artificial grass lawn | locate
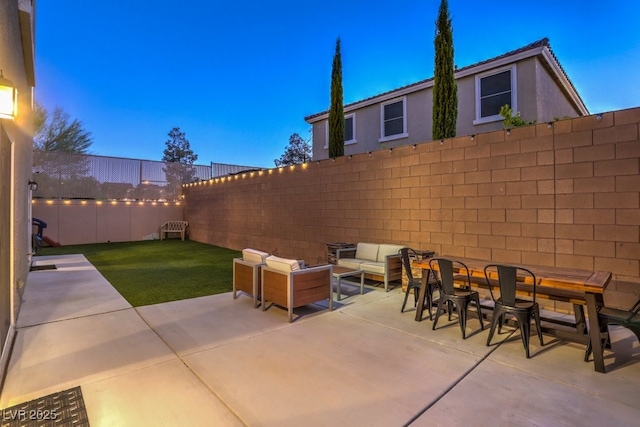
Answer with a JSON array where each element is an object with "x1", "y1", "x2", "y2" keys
[{"x1": 36, "y1": 239, "x2": 241, "y2": 307}]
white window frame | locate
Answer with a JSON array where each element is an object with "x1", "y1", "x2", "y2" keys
[
  {"x1": 379, "y1": 96, "x2": 408, "y2": 142},
  {"x1": 344, "y1": 113, "x2": 356, "y2": 145},
  {"x1": 473, "y1": 65, "x2": 517, "y2": 125},
  {"x1": 324, "y1": 114, "x2": 357, "y2": 149},
  {"x1": 324, "y1": 121, "x2": 328, "y2": 149}
]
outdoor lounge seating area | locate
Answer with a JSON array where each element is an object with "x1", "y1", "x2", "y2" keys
[{"x1": 3, "y1": 253, "x2": 639, "y2": 426}]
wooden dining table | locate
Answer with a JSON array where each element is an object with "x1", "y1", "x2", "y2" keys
[{"x1": 412, "y1": 256, "x2": 613, "y2": 373}]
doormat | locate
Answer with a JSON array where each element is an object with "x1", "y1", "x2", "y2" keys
[
  {"x1": 29, "y1": 265, "x2": 57, "y2": 272},
  {"x1": 1, "y1": 386, "x2": 89, "y2": 427}
]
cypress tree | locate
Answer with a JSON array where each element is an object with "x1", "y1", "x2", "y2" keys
[
  {"x1": 432, "y1": 0, "x2": 457, "y2": 140},
  {"x1": 328, "y1": 37, "x2": 344, "y2": 158}
]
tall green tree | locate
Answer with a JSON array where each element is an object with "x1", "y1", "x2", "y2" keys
[
  {"x1": 432, "y1": 0, "x2": 458, "y2": 140},
  {"x1": 162, "y1": 127, "x2": 198, "y2": 164},
  {"x1": 162, "y1": 127, "x2": 198, "y2": 199},
  {"x1": 274, "y1": 133, "x2": 312, "y2": 166},
  {"x1": 328, "y1": 37, "x2": 344, "y2": 158}
]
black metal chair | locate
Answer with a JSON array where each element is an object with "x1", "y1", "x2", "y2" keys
[
  {"x1": 429, "y1": 257, "x2": 484, "y2": 339},
  {"x1": 399, "y1": 248, "x2": 438, "y2": 318},
  {"x1": 484, "y1": 264, "x2": 543, "y2": 358},
  {"x1": 584, "y1": 298, "x2": 640, "y2": 364}
]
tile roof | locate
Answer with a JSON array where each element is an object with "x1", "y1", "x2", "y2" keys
[{"x1": 305, "y1": 38, "x2": 584, "y2": 122}]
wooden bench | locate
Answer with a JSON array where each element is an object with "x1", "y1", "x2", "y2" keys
[{"x1": 160, "y1": 221, "x2": 188, "y2": 241}]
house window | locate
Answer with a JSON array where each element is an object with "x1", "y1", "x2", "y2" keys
[
  {"x1": 379, "y1": 97, "x2": 408, "y2": 142},
  {"x1": 323, "y1": 114, "x2": 357, "y2": 149},
  {"x1": 474, "y1": 66, "x2": 517, "y2": 124},
  {"x1": 345, "y1": 114, "x2": 356, "y2": 145}
]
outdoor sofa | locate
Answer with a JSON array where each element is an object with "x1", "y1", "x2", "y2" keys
[{"x1": 336, "y1": 242, "x2": 405, "y2": 292}]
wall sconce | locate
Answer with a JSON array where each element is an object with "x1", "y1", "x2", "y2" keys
[
  {"x1": 388, "y1": 147, "x2": 393, "y2": 153},
  {"x1": 596, "y1": 113, "x2": 603, "y2": 121},
  {"x1": 348, "y1": 155, "x2": 353, "y2": 159},
  {"x1": 368, "y1": 151, "x2": 372, "y2": 156},
  {"x1": 547, "y1": 122, "x2": 553, "y2": 128},
  {"x1": 506, "y1": 129, "x2": 511, "y2": 136},
  {"x1": 0, "y1": 70, "x2": 18, "y2": 120},
  {"x1": 470, "y1": 134, "x2": 475, "y2": 141},
  {"x1": 439, "y1": 139, "x2": 444, "y2": 145},
  {"x1": 28, "y1": 179, "x2": 38, "y2": 191},
  {"x1": 412, "y1": 144, "x2": 417, "y2": 150}
]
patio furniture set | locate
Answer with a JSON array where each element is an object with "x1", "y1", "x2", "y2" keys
[
  {"x1": 409, "y1": 255, "x2": 636, "y2": 374},
  {"x1": 232, "y1": 243, "x2": 404, "y2": 322},
  {"x1": 232, "y1": 244, "x2": 638, "y2": 373}
]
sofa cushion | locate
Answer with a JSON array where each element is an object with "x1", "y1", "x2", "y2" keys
[
  {"x1": 337, "y1": 258, "x2": 364, "y2": 271},
  {"x1": 377, "y1": 244, "x2": 405, "y2": 262},
  {"x1": 355, "y1": 243, "x2": 379, "y2": 262},
  {"x1": 265, "y1": 255, "x2": 301, "y2": 273},
  {"x1": 361, "y1": 261, "x2": 386, "y2": 275},
  {"x1": 242, "y1": 248, "x2": 269, "y2": 265}
]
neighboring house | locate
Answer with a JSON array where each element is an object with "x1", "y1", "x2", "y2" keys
[
  {"x1": 0, "y1": 0, "x2": 36, "y2": 379},
  {"x1": 305, "y1": 38, "x2": 588, "y2": 160}
]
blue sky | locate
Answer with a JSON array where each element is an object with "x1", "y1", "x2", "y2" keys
[{"x1": 36, "y1": 0, "x2": 640, "y2": 168}]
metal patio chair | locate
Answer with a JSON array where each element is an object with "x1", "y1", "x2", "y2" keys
[
  {"x1": 484, "y1": 264, "x2": 544, "y2": 358},
  {"x1": 429, "y1": 257, "x2": 484, "y2": 339}
]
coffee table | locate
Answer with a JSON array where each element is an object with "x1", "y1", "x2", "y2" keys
[{"x1": 332, "y1": 266, "x2": 365, "y2": 301}]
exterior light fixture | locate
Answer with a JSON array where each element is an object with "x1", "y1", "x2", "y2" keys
[
  {"x1": 412, "y1": 144, "x2": 417, "y2": 149},
  {"x1": 28, "y1": 179, "x2": 38, "y2": 191},
  {"x1": 0, "y1": 70, "x2": 18, "y2": 120},
  {"x1": 368, "y1": 151, "x2": 372, "y2": 156},
  {"x1": 506, "y1": 129, "x2": 511, "y2": 136},
  {"x1": 547, "y1": 122, "x2": 553, "y2": 128},
  {"x1": 596, "y1": 113, "x2": 603, "y2": 121},
  {"x1": 439, "y1": 139, "x2": 444, "y2": 145},
  {"x1": 470, "y1": 134, "x2": 475, "y2": 140}
]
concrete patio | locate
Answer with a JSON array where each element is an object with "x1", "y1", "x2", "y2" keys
[{"x1": 1, "y1": 254, "x2": 639, "y2": 426}]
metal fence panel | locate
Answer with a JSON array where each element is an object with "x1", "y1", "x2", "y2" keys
[{"x1": 33, "y1": 150, "x2": 212, "y2": 201}]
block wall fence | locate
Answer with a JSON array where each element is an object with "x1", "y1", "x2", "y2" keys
[
  {"x1": 31, "y1": 200, "x2": 184, "y2": 245},
  {"x1": 189, "y1": 107, "x2": 637, "y2": 310}
]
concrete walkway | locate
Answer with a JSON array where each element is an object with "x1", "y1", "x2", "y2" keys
[{"x1": 1, "y1": 254, "x2": 639, "y2": 426}]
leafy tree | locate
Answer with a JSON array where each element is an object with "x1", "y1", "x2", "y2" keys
[
  {"x1": 432, "y1": 0, "x2": 458, "y2": 140},
  {"x1": 274, "y1": 133, "x2": 312, "y2": 166},
  {"x1": 32, "y1": 101, "x2": 95, "y2": 196},
  {"x1": 162, "y1": 127, "x2": 198, "y2": 200},
  {"x1": 328, "y1": 37, "x2": 344, "y2": 158},
  {"x1": 33, "y1": 101, "x2": 93, "y2": 153}
]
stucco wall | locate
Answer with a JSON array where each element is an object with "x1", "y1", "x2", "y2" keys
[
  {"x1": 535, "y1": 57, "x2": 581, "y2": 122},
  {"x1": 32, "y1": 201, "x2": 184, "y2": 245},
  {"x1": 1, "y1": 0, "x2": 35, "y2": 380},
  {"x1": 312, "y1": 56, "x2": 583, "y2": 161},
  {"x1": 186, "y1": 108, "x2": 640, "y2": 311}
]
